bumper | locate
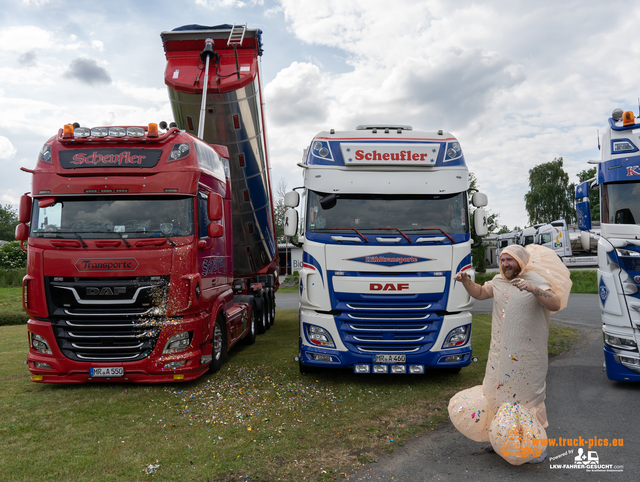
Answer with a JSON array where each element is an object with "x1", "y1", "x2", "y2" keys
[
  {"x1": 299, "y1": 310, "x2": 472, "y2": 373},
  {"x1": 604, "y1": 345, "x2": 640, "y2": 382},
  {"x1": 26, "y1": 317, "x2": 211, "y2": 384}
]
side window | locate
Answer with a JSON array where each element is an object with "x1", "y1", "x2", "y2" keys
[{"x1": 198, "y1": 191, "x2": 210, "y2": 238}]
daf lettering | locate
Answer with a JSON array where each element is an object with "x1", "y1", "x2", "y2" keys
[
  {"x1": 370, "y1": 283, "x2": 410, "y2": 291},
  {"x1": 86, "y1": 287, "x2": 126, "y2": 296}
]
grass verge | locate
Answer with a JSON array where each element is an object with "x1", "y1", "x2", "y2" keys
[{"x1": 0, "y1": 310, "x2": 576, "y2": 481}]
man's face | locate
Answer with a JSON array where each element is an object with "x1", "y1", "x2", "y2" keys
[{"x1": 500, "y1": 253, "x2": 521, "y2": 280}]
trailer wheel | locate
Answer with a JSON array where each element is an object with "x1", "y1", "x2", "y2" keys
[
  {"x1": 256, "y1": 296, "x2": 267, "y2": 335},
  {"x1": 262, "y1": 293, "x2": 270, "y2": 331},
  {"x1": 268, "y1": 289, "x2": 275, "y2": 326},
  {"x1": 242, "y1": 302, "x2": 257, "y2": 345},
  {"x1": 209, "y1": 319, "x2": 226, "y2": 374}
]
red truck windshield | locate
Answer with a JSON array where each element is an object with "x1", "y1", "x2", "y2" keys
[{"x1": 30, "y1": 195, "x2": 194, "y2": 238}]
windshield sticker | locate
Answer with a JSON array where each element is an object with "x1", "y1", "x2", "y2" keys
[{"x1": 345, "y1": 252, "x2": 432, "y2": 267}]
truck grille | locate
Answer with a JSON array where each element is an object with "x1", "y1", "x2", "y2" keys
[
  {"x1": 45, "y1": 276, "x2": 169, "y2": 362},
  {"x1": 335, "y1": 303, "x2": 441, "y2": 354}
]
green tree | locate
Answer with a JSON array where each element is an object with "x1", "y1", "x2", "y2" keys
[
  {"x1": 0, "y1": 204, "x2": 19, "y2": 241},
  {"x1": 274, "y1": 178, "x2": 287, "y2": 244},
  {"x1": 524, "y1": 158, "x2": 575, "y2": 225},
  {"x1": 577, "y1": 167, "x2": 599, "y2": 221}
]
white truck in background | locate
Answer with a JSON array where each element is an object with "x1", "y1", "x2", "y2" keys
[{"x1": 535, "y1": 220, "x2": 598, "y2": 267}]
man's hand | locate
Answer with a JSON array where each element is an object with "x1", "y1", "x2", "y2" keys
[
  {"x1": 454, "y1": 271, "x2": 490, "y2": 300},
  {"x1": 511, "y1": 278, "x2": 561, "y2": 311}
]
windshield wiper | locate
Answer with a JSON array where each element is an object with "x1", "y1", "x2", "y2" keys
[
  {"x1": 361, "y1": 227, "x2": 412, "y2": 243},
  {"x1": 115, "y1": 231, "x2": 131, "y2": 248},
  {"x1": 74, "y1": 233, "x2": 88, "y2": 248},
  {"x1": 412, "y1": 228, "x2": 454, "y2": 243},
  {"x1": 322, "y1": 228, "x2": 369, "y2": 243}
]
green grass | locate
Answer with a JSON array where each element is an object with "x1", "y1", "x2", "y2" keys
[
  {"x1": 0, "y1": 310, "x2": 576, "y2": 481},
  {"x1": 0, "y1": 287, "x2": 27, "y2": 326}
]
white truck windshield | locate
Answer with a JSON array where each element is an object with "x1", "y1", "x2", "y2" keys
[
  {"x1": 306, "y1": 191, "x2": 469, "y2": 234},
  {"x1": 602, "y1": 182, "x2": 640, "y2": 225}
]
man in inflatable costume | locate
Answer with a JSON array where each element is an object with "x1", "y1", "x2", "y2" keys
[{"x1": 449, "y1": 244, "x2": 571, "y2": 465}]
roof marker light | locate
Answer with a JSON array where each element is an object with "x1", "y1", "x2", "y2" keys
[
  {"x1": 147, "y1": 123, "x2": 159, "y2": 137},
  {"x1": 63, "y1": 124, "x2": 74, "y2": 138},
  {"x1": 623, "y1": 111, "x2": 635, "y2": 126},
  {"x1": 91, "y1": 127, "x2": 108, "y2": 137},
  {"x1": 74, "y1": 127, "x2": 91, "y2": 138}
]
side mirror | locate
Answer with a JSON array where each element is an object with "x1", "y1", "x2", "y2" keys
[
  {"x1": 580, "y1": 231, "x2": 591, "y2": 252},
  {"x1": 576, "y1": 201, "x2": 592, "y2": 231},
  {"x1": 19, "y1": 194, "x2": 32, "y2": 223},
  {"x1": 284, "y1": 208, "x2": 298, "y2": 237},
  {"x1": 207, "y1": 193, "x2": 223, "y2": 221},
  {"x1": 207, "y1": 222, "x2": 224, "y2": 238},
  {"x1": 471, "y1": 192, "x2": 488, "y2": 208},
  {"x1": 15, "y1": 223, "x2": 29, "y2": 241},
  {"x1": 284, "y1": 191, "x2": 300, "y2": 208},
  {"x1": 38, "y1": 197, "x2": 56, "y2": 209},
  {"x1": 474, "y1": 208, "x2": 488, "y2": 237},
  {"x1": 576, "y1": 181, "x2": 590, "y2": 200}
]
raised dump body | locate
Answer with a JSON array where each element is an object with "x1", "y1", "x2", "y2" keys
[{"x1": 161, "y1": 25, "x2": 276, "y2": 278}]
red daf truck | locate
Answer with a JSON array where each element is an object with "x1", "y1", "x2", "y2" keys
[{"x1": 16, "y1": 24, "x2": 279, "y2": 383}]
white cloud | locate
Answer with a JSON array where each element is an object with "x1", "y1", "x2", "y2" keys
[
  {"x1": 92, "y1": 40, "x2": 105, "y2": 52},
  {"x1": 195, "y1": 0, "x2": 264, "y2": 8},
  {"x1": 0, "y1": 136, "x2": 17, "y2": 160}
]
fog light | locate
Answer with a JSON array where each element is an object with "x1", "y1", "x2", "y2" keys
[
  {"x1": 354, "y1": 364, "x2": 370, "y2": 373},
  {"x1": 391, "y1": 365, "x2": 406, "y2": 374},
  {"x1": 311, "y1": 353, "x2": 333, "y2": 362},
  {"x1": 164, "y1": 360, "x2": 187, "y2": 369},
  {"x1": 200, "y1": 355, "x2": 212, "y2": 364},
  {"x1": 443, "y1": 354, "x2": 464, "y2": 362},
  {"x1": 173, "y1": 374, "x2": 185, "y2": 380},
  {"x1": 32, "y1": 375, "x2": 44, "y2": 381},
  {"x1": 409, "y1": 365, "x2": 425, "y2": 374},
  {"x1": 373, "y1": 364, "x2": 388, "y2": 374},
  {"x1": 34, "y1": 362, "x2": 51, "y2": 369}
]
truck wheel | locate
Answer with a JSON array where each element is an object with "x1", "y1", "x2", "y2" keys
[
  {"x1": 262, "y1": 294, "x2": 270, "y2": 331},
  {"x1": 269, "y1": 289, "x2": 275, "y2": 326},
  {"x1": 243, "y1": 302, "x2": 257, "y2": 345},
  {"x1": 256, "y1": 297, "x2": 266, "y2": 335},
  {"x1": 209, "y1": 320, "x2": 226, "y2": 374},
  {"x1": 299, "y1": 359, "x2": 321, "y2": 375}
]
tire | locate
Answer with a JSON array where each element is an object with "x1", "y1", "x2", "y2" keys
[
  {"x1": 256, "y1": 296, "x2": 266, "y2": 335},
  {"x1": 268, "y1": 289, "x2": 275, "y2": 326},
  {"x1": 299, "y1": 359, "x2": 322, "y2": 375},
  {"x1": 209, "y1": 319, "x2": 226, "y2": 374},
  {"x1": 242, "y1": 302, "x2": 257, "y2": 345},
  {"x1": 262, "y1": 294, "x2": 270, "y2": 331}
]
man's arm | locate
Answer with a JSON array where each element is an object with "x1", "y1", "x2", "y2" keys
[
  {"x1": 454, "y1": 271, "x2": 492, "y2": 300},
  {"x1": 511, "y1": 278, "x2": 561, "y2": 311}
]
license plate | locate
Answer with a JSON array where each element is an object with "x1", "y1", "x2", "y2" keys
[
  {"x1": 90, "y1": 367, "x2": 124, "y2": 377},
  {"x1": 374, "y1": 354, "x2": 406, "y2": 363}
]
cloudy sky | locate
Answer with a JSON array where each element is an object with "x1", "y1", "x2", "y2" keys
[{"x1": 1, "y1": 0, "x2": 637, "y2": 229}]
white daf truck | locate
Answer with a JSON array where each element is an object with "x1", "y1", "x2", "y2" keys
[{"x1": 284, "y1": 125, "x2": 488, "y2": 374}]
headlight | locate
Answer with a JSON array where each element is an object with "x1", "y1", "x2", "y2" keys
[
  {"x1": 305, "y1": 324, "x2": 335, "y2": 348},
  {"x1": 38, "y1": 144, "x2": 52, "y2": 163},
  {"x1": 163, "y1": 332, "x2": 192, "y2": 354},
  {"x1": 605, "y1": 333, "x2": 637, "y2": 350},
  {"x1": 443, "y1": 325, "x2": 470, "y2": 348},
  {"x1": 616, "y1": 248, "x2": 640, "y2": 257},
  {"x1": 31, "y1": 333, "x2": 52, "y2": 355}
]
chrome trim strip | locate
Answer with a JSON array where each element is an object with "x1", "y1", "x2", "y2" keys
[
  {"x1": 347, "y1": 314, "x2": 430, "y2": 320},
  {"x1": 77, "y1": 353, "x2": 140, "y2": 360},
  {"x1": 53, "y1": 285, "x2": 152, "y2": 305},
  {"x1": 346, "y1": 304, "x2": 431, "y2": 311},
  {"x1": 353, "y1": 336, "x2": 424, "y2": 342},
  {"x1": 64, "y1": 308, "x2": 154, "y2": 317},
  {"x1": 348, "y1": 324, "x2": 429, "y2": 332},
  {"x1": 71, "y1": 342, "x2": 144, "y2": 350},
  {"x1": 357, "y1": 347, "x2": 420, "y2": 353}
]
